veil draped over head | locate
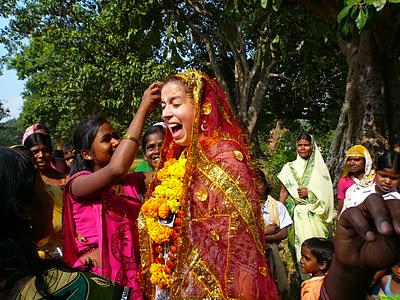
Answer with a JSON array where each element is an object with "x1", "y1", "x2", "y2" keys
[{"x1": 139, "y1": 70, "x2": 278, "y2": 299}]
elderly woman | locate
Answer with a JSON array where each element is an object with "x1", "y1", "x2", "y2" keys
[{"x1": 139, "y1": 70, "x2": 278, "y2": 299}]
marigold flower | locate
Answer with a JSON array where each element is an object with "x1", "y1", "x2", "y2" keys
[{"x1": 158, "y1": 203, "x2": 170, "y2": 219}]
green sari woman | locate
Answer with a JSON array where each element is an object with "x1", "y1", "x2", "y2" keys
[{"x1": 278, "y1": 133, "x2": 334, "y2": 267}]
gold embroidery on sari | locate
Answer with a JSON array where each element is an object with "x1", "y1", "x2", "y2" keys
[
  {"x1": 233, "y1": 150, "x2": 244, "y2": 162},
  {"x1": 202, "y1": 102, "x2": 212, "y2": 115},
  {"x1": 195, "y1": 187, "x2": 209, "y2": 202},
  {"x1": 188, "y1": 249, "x2": 228, "y2": 300},
  {"x1": 195, "y1": 149, "x2": 264, "y2": 254}
]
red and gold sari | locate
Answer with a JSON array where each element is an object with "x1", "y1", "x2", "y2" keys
[{"x1": 139, "y1": 70, "x2": 279, "y2": 299}]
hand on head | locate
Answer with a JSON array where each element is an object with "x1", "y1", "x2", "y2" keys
[
  {"x1": 335, "y1": 193, "x2": 400, "y2": 272},
  {"x1": 140, "y1": 82, "x2": 163, "y2": 113}
]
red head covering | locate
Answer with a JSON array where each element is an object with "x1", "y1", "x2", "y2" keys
[
  {"x1": 140, "y1": 70, "x2": 278, "y2": 299},
  {"x1": 22, "y1": 123, "x2": 49, "y2": 145}
]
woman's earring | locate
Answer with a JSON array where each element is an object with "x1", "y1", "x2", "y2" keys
[{"x1": 201, "y1": 120, "x2": 209, "y2": 132}]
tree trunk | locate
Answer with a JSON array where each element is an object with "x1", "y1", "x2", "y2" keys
[
  {"x1": 327, "y1": 19, "x2": 400, "y2": 184},
  {"x1": 266, "y1": 119, "x2": 288, "y2": 156}
]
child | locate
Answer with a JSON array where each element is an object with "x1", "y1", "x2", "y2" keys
[
  {"x1": 63, "y1": 143, "x2": 75, "y2": 174},
  {"x1": 256, "y1": 169, "x2": 293, "y2": 296},
  {"x1": 62, "y1": 82, "x2": 161, "y2": 299},
  {"x1": 300, "y1": 237, "x2": 334, "y2": 300},
  {"x1": 341, "y1": 151, "x2": 400, "y2": 214},
  {"x1": 377, "y1": 263, "x2": 400, "y2": 299}
]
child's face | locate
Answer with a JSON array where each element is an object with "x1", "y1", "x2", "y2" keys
[
  {"x1": 63, "y1": 150, "x2": 75, "y2": 167},
  {"x1": 375, "y1": 168, "x2": 400, "y2": 193},
  {"x1": 300, "y1": 245, "x2": 324, "y2": 275},
  {"x1": 89, "y1": 123, "x2": 120, "y2": 170},
  {"x1": 392, "y1": 264, "x2": 400, "y2": 280}
]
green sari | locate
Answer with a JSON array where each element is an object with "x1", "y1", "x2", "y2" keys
[{"x1": 278, "y1": 138, "x2": 334, "y2": 265}]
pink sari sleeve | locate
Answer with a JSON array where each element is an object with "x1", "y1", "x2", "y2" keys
[{"x1": 62, "y1": 170, "x2": 99, "y2": 268}]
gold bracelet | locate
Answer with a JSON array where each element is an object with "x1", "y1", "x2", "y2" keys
[{"x1": 122, "y1": 133, "x2": 140, "y2": 146}]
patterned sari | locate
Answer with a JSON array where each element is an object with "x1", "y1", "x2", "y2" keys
[
  {"x1": 139, "y1": 70, "x2": 279, "y2": 299},
  {"x1": 63, "y1": 171, "x2": 145, "y2": 299},
  {"x1": 277, "y1": 138, "x2": 334, "y2": 265}
]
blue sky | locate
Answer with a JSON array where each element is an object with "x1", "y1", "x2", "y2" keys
[{"x1": 0, "y1": 17, "x2": 25, "y2": 121}]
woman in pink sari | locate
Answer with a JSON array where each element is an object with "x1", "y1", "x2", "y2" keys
[{"x1": 63, "y1": 83, "x2": 161, "y2": 299}]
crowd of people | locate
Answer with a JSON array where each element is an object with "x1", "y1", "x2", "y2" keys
[{"x1": 1, "y1": 69, "x2": 400, "y2": 300}]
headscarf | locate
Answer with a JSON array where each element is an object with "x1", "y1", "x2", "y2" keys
[
  {"x1": 278, "y1": 136, "x2": 334, "y2": 222},
  {"x1": 341, "y1": 145, "x2": 375, "y2": 187},
  {"x1": 278, "y1": 136, "x2": 334, "y2": 264},
  {"x1": 139, "y1": 70, "x2": 278, "y2": 299},
  {"x1": 22, "y1": 123, "x2": 49, "y2": 145}
]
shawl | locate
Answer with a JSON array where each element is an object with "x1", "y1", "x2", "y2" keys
[
  {"x1": 340, "y1": 145, "x2": 375, "y2": 212},
  {"x1": 63, "y1": 171, "x2": 144, "y2": 300},
  {"x1": 139, "y1": 70, "x2": 279, "y2": 299},
  {"x1": 277, "y1": 137, "x2": 334, "y2": 223},
  {"x1": 277, "y1": 137, "x2": 334, "y2": 264}
]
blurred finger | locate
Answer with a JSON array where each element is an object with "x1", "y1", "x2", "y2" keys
[
  {"x1": 363, "y1": 193, "x2": 393, "y2": 236},
  {"x1": 386, "y1": 199, "x2": 400, "y2": 235},
  {"x1": 340, "y1": 205, "x2": 376, "y2": 241}
]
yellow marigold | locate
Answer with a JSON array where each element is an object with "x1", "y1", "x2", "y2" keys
[
  {"x1": 146, "y1": 218, "x2": 173, "y2": 243},
  {"x1": 153, "y1": 185, "x2": 166, "y2": 198},
  {"x1": 157, "y1": 158, "x2": 178, "y2": 181},
  {"x1": 150, "y1": 263, "x2": 170, "y2": 288},
  {"x1": 158, "y1": 203, "x2": 170, "y2": 219},
  {"x1": 141, "y1": 198, "x2": 159, "y2": 218},
  {"x1": 167, "y1": 199, "x2": 180, "y2": 213}
]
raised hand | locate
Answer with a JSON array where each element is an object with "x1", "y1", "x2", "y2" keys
[
  {"x1": 335, "y1": 193, "x2": 400, "y2": 271},
  {"x1": 322, "y1": 193, "x2": 400, "y2": 300},
  {"x1": 139, "y1": 82, "x2": 163, "y2": 114}
]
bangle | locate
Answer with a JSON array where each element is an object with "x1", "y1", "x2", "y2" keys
[{"x1": 122, "y1": 133, "x2": 140, "y2": 146}]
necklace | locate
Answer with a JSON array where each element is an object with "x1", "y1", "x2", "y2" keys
[{"x1": 141, "y1": 151, "x2": 187, "y2": 289}]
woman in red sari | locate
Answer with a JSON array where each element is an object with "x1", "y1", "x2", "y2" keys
[{"x1": 139, "y1": 70, "x2": 279, "y2": 299}]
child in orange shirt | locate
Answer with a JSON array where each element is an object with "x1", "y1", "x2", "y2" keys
[{"x1": 300, "y1": 237, "x2": 334, "y2": 300}]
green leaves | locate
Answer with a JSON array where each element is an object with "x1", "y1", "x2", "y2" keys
[
  {"x1": 260, "y1": 0, "x2": 282, "y2": 11},
  {"x1": 2, "y1": 0, "x2": 171, "y2": 138},
  {"x1": 355, "y1": 8, "x2": 369, "y2": 29},
  {"x1": 336, "y1": 0, "x2": 400, "y2": 35}
]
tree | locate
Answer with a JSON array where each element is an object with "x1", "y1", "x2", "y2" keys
[
  {"x1": 0, "y1": 101, "x2": 9, "y2": 122},
  {"x1": 278, "y1": 0, "x2": 400, "y2": 180},
  {"x1": 0, "y1": 118, "x2": 21, "y2": 147},
  {"x1": 1, "y1": 0, "x2": 171, "y2": 139},
  {"x1": 160, "y1": 0, "x2": 345, "y2": 147}
]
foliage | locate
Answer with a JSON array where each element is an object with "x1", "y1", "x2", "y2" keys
[
  {"x1": 0, "y1": 118, "x2": 21, "y2": 147},
  {"x1": 161, "y1": 1, "x2": 346, "y2": 141},
  {"x1": 0, "y1": 101, "x2": 10, "y2": 122},
  {"x1": 257, "y1": 120, "x2": 334, "y2": 198},
  {"x1": 337, "y1": 0, "x2": 400, "y2": 35},
  {"x1": 1, "y1": 0, "x2": 171, "y2": 139},
  {"x1": 2, "y1": 0, "x2": 346, "y2": 153}
]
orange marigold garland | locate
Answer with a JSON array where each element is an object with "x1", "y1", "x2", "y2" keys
[{"x1": 141, "y1": 151, "x2": 187, "y2": 289}]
